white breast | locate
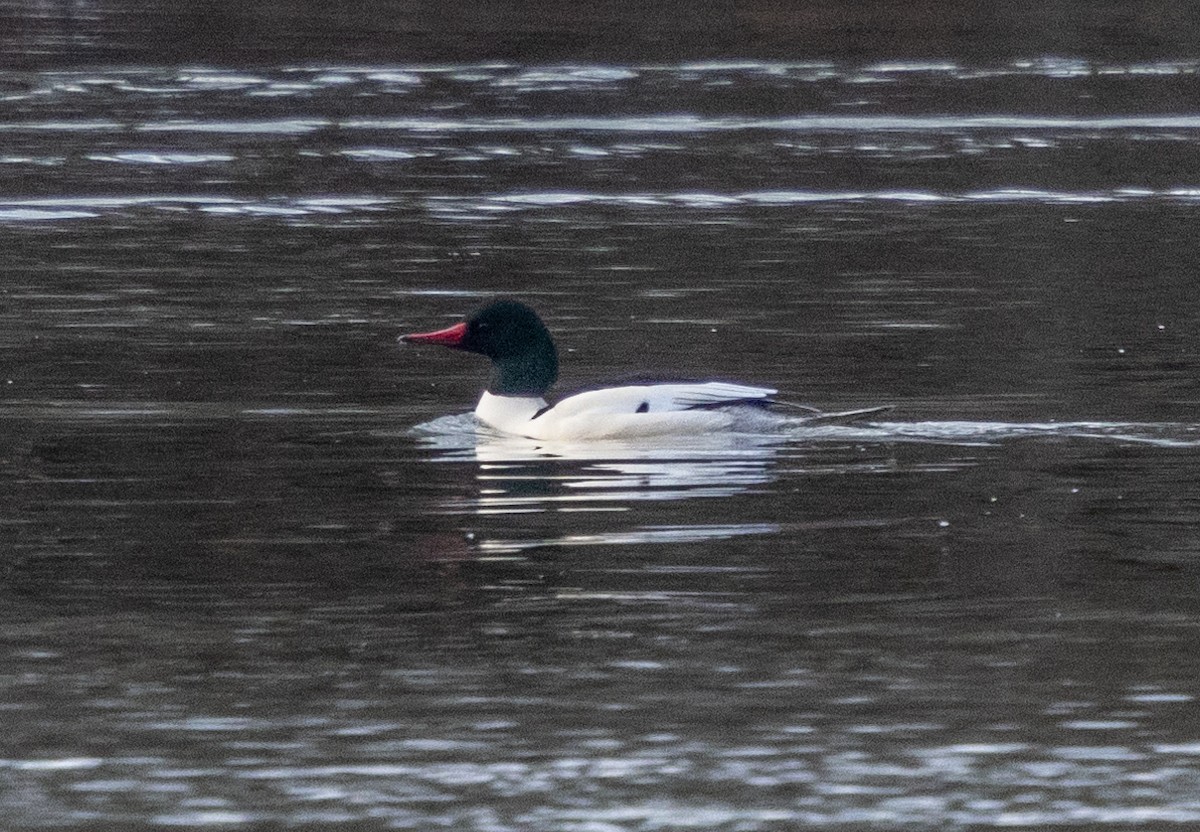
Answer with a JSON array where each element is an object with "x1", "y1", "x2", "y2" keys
[{"x1": 474, "y1": 391, "x2": 547, "y2": 431}]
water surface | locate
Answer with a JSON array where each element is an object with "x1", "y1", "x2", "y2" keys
[{"x1": 2, "y1": 35, "x2": 1200, "y2": 832}]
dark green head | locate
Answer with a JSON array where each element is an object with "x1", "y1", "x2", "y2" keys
[{"x1": 401, "y1": 299, "x2": 559, "y2": 396}]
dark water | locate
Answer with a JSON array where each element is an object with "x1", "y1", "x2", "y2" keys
[{"x1": 5, "y1": 7, "x2": 1200, "y2": 829}]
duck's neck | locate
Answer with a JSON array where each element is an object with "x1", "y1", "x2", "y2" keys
[
  {"x1": 475, "y1": 391, "x2": 548, "y2": 430},
  {"x1": 486, "y1": 342, "x2": 558, "y2": 396}
]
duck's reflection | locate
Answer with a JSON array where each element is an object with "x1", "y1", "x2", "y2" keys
[
  {"x1": 412, "y1": 416, "x2": 785, "y2": 552},
  {"x1": 475, "y1": 432, "x2": 782, "y2": 500}
]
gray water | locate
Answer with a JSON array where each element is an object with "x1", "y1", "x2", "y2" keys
[{"x1": 4, "y1": 7, "x2": 1200, "y2": 830}]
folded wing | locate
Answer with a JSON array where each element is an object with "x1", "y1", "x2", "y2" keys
[
  {"x1": 664, "y1": 381, "x2": 778, "y2": 410},
  {"x1": 545, "y1": 382, "x2": 777, "y2": 420}
]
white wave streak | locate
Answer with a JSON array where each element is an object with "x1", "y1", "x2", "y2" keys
[
  {"x1": 427, "y1": 188, "x2": 1200, "y2": 212},
  {"x1": 805, "y1": 421, "x2": 1200, "y2": 448},
  {"x1": 0, "y1": 195, "x2": 397, "y2": 222},
  {"x1": 340, "y1": 114, "x2": 1200, "y2": 133},
  {"x1": 6, "y1": 112, "x2": 1200, "y2": 137},
  {"x1": 7, "y1": 187, "x2": 1200, "y2": 225}
]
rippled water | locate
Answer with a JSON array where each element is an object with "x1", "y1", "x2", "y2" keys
[{"x1": 4, "y1": 19, "x2": 1200, "y2": 830}]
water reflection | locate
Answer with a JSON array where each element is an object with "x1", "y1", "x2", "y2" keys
[
  {"x1": 411, "y1": 413, "x2": 787, "y2": 553},
  {"x1": 410, "y1": 413, "x2": 1200, "y2": 566}
]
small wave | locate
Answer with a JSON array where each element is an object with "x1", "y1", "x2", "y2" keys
[
  {"x1": 246, "y1": 82, "x2": 322, "y2": 97},
  {"x1": 137, "y1": 118, "x2": 329, "y2": 134},
  {"x1": 340, "y1": 148, "x2": 424, "y2": 161},
  {"x1": 0, "y1": 208, "x2": 99, "y2": 221},
  {"x1": 0, "y1": 196, "x2": 243, "y2": 209},
  {"x1": 423, "y1": 188, "x2": 1200, "y2": 214},
  {"x1": 13, "y1": 110, "x2": 1200, "y2": 140},
  {"x1": 790, "y1": 420, "x2": 1200, "y2": 448},
  {"x1": 0, "y1": 195, "x2": 396, "y2": 224},
  {"x1": 364, "y1": 71, "x2": 422, "y2": 85},
  {"x1": 178, "y1": 73, "x2": 268, "y2": 88},
  {"x1": 199, "y1": 204, "x2": 310, "y2": 217},
  {"x1": 0, "y1": 119, "x2": 124, "y2": 132},
  {"x1": 864, "y1": 61, "x2": 962, "y2": 73},
  {"x1": 964, "y1": 188, "x2": 1117, "y2": 203},
  {"x1": 491, "y1": 67, "x2": 639, "y2": 88},
  {"x1": 339, "y1": 113, "x2": 1200, "y2": 134},
  {"x1": 16, "y1": 60, "x2": 1200, "y2": 113},
  {"x1": 85, "y1": 151, "x2": 235, "y2": 165}
]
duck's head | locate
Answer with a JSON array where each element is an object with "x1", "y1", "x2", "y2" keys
[{"x1": 401, "y1": 299, "x2": 559, "y2": 397}]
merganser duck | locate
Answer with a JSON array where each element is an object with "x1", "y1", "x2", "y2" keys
[{"x1": 400, "y1": 299, "x2": 779, "y2": 441}]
